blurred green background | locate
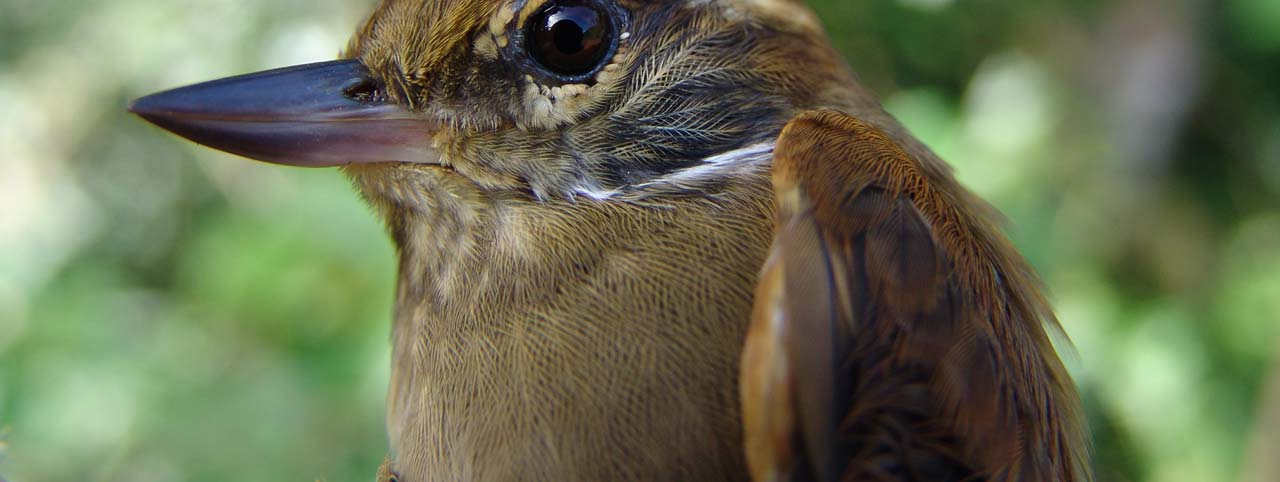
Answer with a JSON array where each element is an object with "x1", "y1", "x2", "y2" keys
[{"x1": 1, "y1": 0, "x2": 1277, "y2": 480}]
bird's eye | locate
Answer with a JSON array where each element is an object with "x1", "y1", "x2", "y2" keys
[{"x1": 526, "y1": 0, "x2": 614, "y2": 78}]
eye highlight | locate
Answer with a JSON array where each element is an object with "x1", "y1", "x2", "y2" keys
[{"x1": 526, "y1": 0, "x2": 614, "y2": 79}]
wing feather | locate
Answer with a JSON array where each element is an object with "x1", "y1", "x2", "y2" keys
[{"x1": 741, "y1": 110, "x2": 1091, "y2": 482}]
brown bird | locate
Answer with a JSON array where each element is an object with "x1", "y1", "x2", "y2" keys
[{"x1": 130, "y1": 0, "x2": 1091, "y2": 481}]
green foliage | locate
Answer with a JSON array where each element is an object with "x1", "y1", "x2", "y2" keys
[{"x1": 0, "y1": 0, "x2": 1275, "y2": 481}]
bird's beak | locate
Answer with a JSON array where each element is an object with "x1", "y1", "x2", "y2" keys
[{"x1": 129, "y1": 60, "x2": 436, "y2": 167}]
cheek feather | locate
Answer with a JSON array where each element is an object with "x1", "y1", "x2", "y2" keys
[
  {"x1": 632, "y1": 141, "x2": 776, "y2": 192},
  {"x1": 572, "y1": 141, "x2": 777, "y2": 201},
  {"x1": 522, "y1": 79, "x2": 562, "y2": 129},
  {"x1": 520, "y1": 78, "x2": 599, "y2": 130},
  {"x1": 515, "y1": 42, "x2": 631, "y2": 131},
  {"x1": 490, "y1": 4, "x2": 517, "y2": 42}
]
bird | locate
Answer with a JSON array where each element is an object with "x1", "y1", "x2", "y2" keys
[{"x1": 130, "y1": 0, "x2": 1092, "y2": 481}]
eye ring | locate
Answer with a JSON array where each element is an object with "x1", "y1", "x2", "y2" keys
[{"x1": 519, "y1": 0, "x2": 622, "y2": 83}]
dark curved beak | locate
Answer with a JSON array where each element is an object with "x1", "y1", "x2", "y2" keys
[{"x1": 129, "y1": 60, "x2": 436, "y2": 167}]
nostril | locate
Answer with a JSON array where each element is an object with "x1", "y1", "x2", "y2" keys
[{"x1": 344, "y1": 77, "x2": 388, "y2": 104}]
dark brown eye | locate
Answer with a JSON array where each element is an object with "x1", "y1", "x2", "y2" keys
[{"x1": 527, "y1": 1, "x2": 613, "y2": 77}]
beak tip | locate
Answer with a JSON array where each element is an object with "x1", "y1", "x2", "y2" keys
[
  {"x1": 127, "y1": 93, "x2": 171, "y2": 123},
  {"x1": 126, "y1": 99, "x2": 143, "y2": 116}
]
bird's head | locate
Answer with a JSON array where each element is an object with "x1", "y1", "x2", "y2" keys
[{"x1": 132, "y1": 0, "x2": 853, "y2": 203}]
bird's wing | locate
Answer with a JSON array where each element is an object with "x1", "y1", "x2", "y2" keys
[{"x1": 740, "y1": 110, "x2": 1090, "y2": 482}]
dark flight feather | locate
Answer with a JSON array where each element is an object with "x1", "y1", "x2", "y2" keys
[{"x1": 742, "y1": 110, "x2": 1091, "y2": 482}]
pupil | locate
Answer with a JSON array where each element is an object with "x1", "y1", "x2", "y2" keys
[{"x1": 552, "y1": 19, "x2": 586, "y2": 54}]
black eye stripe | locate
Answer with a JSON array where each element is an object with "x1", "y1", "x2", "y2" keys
[{"x1": 525, "y1": 0, "x2": 616, "y2": 81}]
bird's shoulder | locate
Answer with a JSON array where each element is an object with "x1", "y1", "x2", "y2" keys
[{"x1": 741, "y1": 109, "x2": 1092, "y2": 482}]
